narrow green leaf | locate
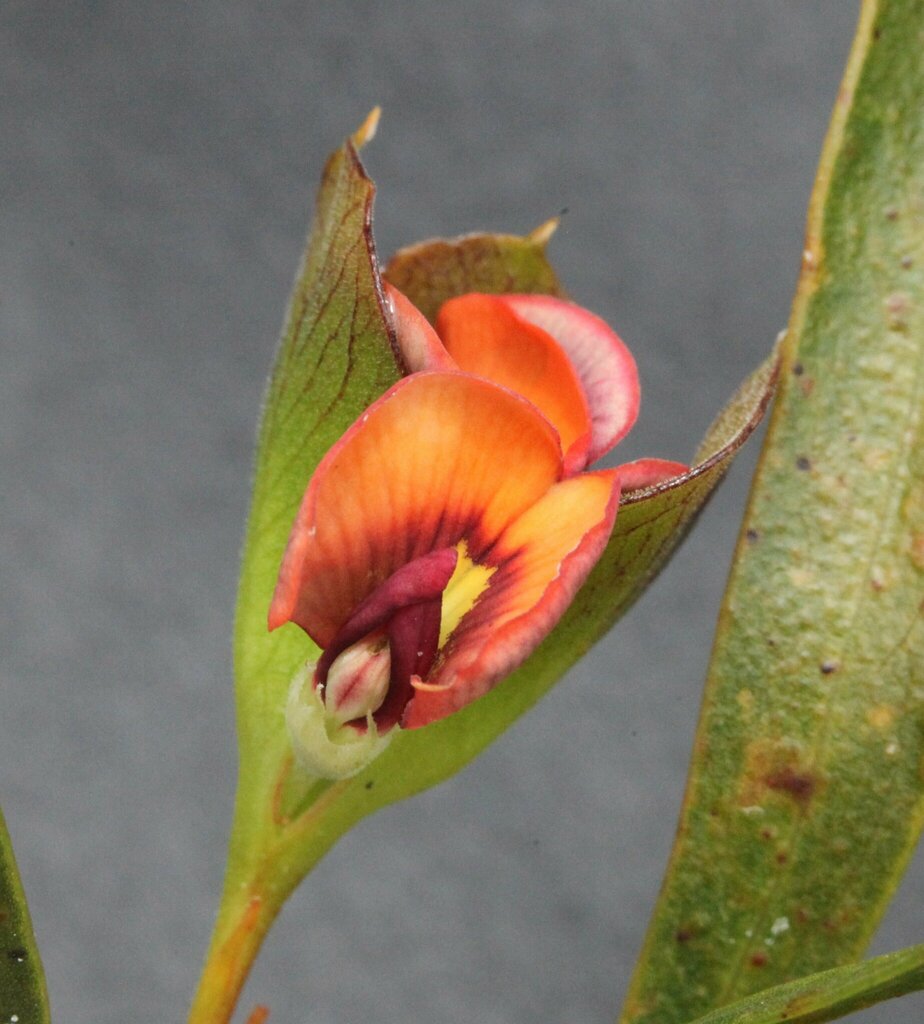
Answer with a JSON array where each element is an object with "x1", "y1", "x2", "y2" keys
[
  {"x1": 229, "y1": 117, "x2": 401, "y2": 871},
  {"x1": 621, "y1": 3, "x2": 924, "y2": 1022},
  {"x1": 0, "y1": 808, "x2": 50, "y2": 1024},
  {"x1": 686, "y1": 944, "x2": 924, "y2": 1024}
]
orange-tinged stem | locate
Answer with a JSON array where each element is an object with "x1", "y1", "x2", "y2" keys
[
  {"x1": 188, "y1": 773, "x2": 351, "y2": 1024},
  {"x1": 187, "y1": 883, "x2": 279, "y2": 1024}
]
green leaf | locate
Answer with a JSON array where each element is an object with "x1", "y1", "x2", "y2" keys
[
  {"x1": 228, "y1": 112, "x2": 402, "y2": 873},
  {"x1": 686, "y1": 943, "x2": 924, "y2": 1024},
  {"x1": 0, "y1": 808, "x2": 50, "y2": 1024},
  {"x1": 620, "y1": 3, "x2": 924, "y2": 1023}
]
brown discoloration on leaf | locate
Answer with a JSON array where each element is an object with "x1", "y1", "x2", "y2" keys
[
  {"x1": 910, "y1": 532, "x2": 924, "y2": 570},
  {"x1": 739, "y1": 739, "x2": 822, "y2": 810},
  {"x1": 866, "y1": 705, "x2": 897, "y2": 731},
  {"x1": 766, "y1": 767, "x2": 818, "y2": 806},
  {"x1": 780, "y1": 992, "x2": 814, "y2": 1019}
]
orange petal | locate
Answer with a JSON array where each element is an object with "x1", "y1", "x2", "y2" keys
[
  {"x1": 436, "y1": 294, "x2": 592, "y2": 474},
  {"x1": 385, "y1": 283, "x2": 457, "y2": 372},
  {"x1": 499, "y1": 294, "x2": 640, "y2": 462},
  {"x1": 269, "y1": 372, "x2": 564, "y2": 647},
  {"x1": 403, "y1": 469, "x2": 620, "y2": 727}
]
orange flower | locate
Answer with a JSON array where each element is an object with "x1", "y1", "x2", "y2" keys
[
  {"x1": 271, "y1": 289, "x2": 687, "y2": 777},
  {"x1": 270, "y1": 371, "x2": 619, "y2": 777}
]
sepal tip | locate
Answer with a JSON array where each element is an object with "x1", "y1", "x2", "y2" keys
[{"x1": 351, "y1": 107, "x2": 381, "y2": 149}]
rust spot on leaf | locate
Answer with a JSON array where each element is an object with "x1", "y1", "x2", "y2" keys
[
  {"x1": 740, "y1": 739, "x2": 822, "y2": 811},
  {"x1": 781, "y1": 994, "x2": 813, "y2": 1019},
  {"x1": 792, "y1": 362, "x2": 805, "y2": 376},
  {"x1": 775, "y1": 848, "x2": 790, "y2": 865},
  {"x1": 796, "y1": 455, "x2": 812, "y2": 472},
  {"x1": 766, "y1": 767, "x2": 816, "y2": 804},
  {"x1": 746, "y1": 528, "x2": 760, "y2": 544},
  {"x1": 675, "y1": 928, "x2": 693, "y2": 944},
  {"x1": 867, "y1": 705, "x2": 897, "y2": 731},
  {"x1": 819, "y1": 659, "x2": 839, "y2": 675},
  {"x1": 800, "y1": 377, "x2": 815, "y2": 397},
  {"x1": 750, "y1": 951, "x2": 769, "y2": 968}
]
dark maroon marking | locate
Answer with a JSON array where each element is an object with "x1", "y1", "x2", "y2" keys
[
  {"x1": 317, "y1": 547, "x2": 458, "y2": 681},
  {"x1": 375, "y1": 597, "x2": 443, "y2": 730}
]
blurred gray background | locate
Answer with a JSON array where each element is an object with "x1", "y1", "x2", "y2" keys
[{"x1": 2, "y1": 3, "x2": 921, "y2": 1023}]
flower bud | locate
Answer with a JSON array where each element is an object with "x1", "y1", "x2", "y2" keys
[
  {"x1": 285, "y1": 646, "x2": 395, "y2": 781},
  {"x1": 323, "y1": 637, "x2": 391, "y2": 724}
]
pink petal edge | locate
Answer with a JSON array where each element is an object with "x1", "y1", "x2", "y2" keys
[
  {"x1": 385, "y1": 283, "x2": 457, "y2": 372},
  {"x1": 616, "y1": 458, "x2": 689, "y2": 492},
  {"x1": 499, "y1": 294, "x2": 640, "y2": 464}
]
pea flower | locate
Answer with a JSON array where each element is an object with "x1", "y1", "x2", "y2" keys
[{"x1": 270, "y1": 293, "x2": 686, "y2": 779}]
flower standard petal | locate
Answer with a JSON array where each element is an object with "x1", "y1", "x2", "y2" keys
[
  {"x1": 403, "y1": 468, "x2": 621, "y2": 727},
  {"x1": 436, "y1": 294, "x2": 593, "y2": 474},
  {"x1": 269, "y1": 371, "x2": 564, "y2": 647},
  {"x1": 497, "y1": 294, "x2": 640, "y2": 463}
]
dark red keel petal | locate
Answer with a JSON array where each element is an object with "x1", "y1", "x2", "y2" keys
[
  {"x1": 317, "y1": 547, "x2": 458, "y2": 683},
  {"x1": 376, "y1": 598, "x2": 443, "y2": 731}
]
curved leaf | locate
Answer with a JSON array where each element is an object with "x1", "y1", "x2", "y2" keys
[
  {"x1": 228, "y1": 112, "x2": 402, "y2": 870},
  {"x1": 621, "y1": 3, "x2": 924, "y2": 1022},
  {"x1": 687, "y1": 943, "x2": 924, "y2": 1024},
  {"x1": 0, "y1": 808, "x2": 50, "y2": 1024}
]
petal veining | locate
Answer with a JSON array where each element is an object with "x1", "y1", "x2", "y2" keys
[
  {"x1": 403, "y1": 468, "x2": 620, "y2": 727},
  {"x1": 269, "y1": 372, "x2": 564, "y2": 646}
]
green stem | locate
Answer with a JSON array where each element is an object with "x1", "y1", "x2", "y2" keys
[
  {"x1": 187, "y1": 878, "x2": 279, "y2": 1024},
  {"x1": 188, "y1": 772, "x2": 351, "y2": 1024}
]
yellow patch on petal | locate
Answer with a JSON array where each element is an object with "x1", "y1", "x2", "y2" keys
[{"x1": 438, "y1": 541, "x2": 496, "y2": 649}]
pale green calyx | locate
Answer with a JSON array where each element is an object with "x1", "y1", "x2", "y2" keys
[{"x1": 285, "y1": 647, "x2": 395, "y2": 780}]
